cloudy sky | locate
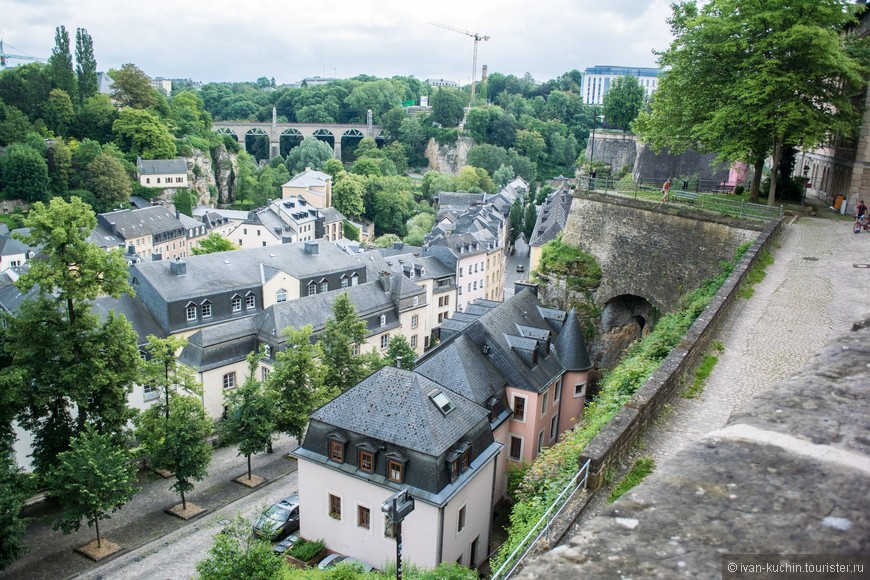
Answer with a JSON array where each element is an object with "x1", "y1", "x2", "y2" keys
[{"x1": 3, "y1": 0, "x2": 675, "y2": 85}]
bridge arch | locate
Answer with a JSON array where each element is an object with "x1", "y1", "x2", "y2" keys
[
  {"x1": 244, "y1": 128, "x2": 270, "y2": 161},
  {"x1": 279, "y1": 128, "x2": 303, "y2": 158}
]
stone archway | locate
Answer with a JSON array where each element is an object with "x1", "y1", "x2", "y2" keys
[
  {"x1": 280, "y1": 128, "x2": 303, "y2": 158},
  {"x1": 593, "y1": 294, "x2": 657, "y2": 370}
]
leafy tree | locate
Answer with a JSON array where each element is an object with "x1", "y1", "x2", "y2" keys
[
  {"x1": 603, "y1": 75, "x2": 645, "y2": 131},
  {"x1": 321, "y1": 158, "x2": 344, "y2": 179},
  {"x1": 493, "y1": 164, "x2": 515, "y2": 189},
  {"x1": 508, "y1": 198, "x2": 523, "y2": 245},
  {"x1": 345, "y1": 79, "x2": 402, "y2": 122},
  {"x1": 285, "y1": 137, "x2": 333, "y2": 174},
  {"x1": 350, "y1": 157, "x2": 382, "y2": 178},
  {"x1": 397, "y1": 115, "x2": 429, "y2": 167},
  {"x1": 522, "y1": 202, "x2": 538, "y2": 242},
  {"x1": 354, "y1": 137, "x2": 380, "y2": 159},
  {"x1": 43, "y1": 88, "x2": 75, "y2": 137},
  {"x1": 113, "y1": 108, "x2": 177, "y2": 159},
  {"x1": 74, "y1": 28, "x2": 98, "y2": 105},
  {"x1": 86, "y1": 153, "x2": 132, "y2": 212},
  {"x1": 0, "y1": 450, "x2": 29, "y2": 570},
  {"x1": 515, "y1": 129, "x2": 547, "y2": 165},
  {"x1": 0, "y1": 103, "x2": 32, "y2": 146},
  {"x1": 0, "y1": 63, "x2": 53, "y2": 123},
  {"x1": 455, "y1": 165, "x2": 494, "y2": 193},
  {"x1": 172, "y1": 187, "x2": 197, "y2": 217},
  {"x1": 48, "y1": 26, "x2": 77, "y2": 104},
  {"x1": 219, "y1": 350, "x2": 278, "y2": 481},
  {"x1": 371, "y1": 187, "x2": 414, "y2": 236},
  {"x1": 430, "y1": 88, "x2": 466, "y2": 128},
  {"x1": 170, "y1": 91, "x2": 212, "y2": 138},
  {"x1": 268, "y1": 325, "x2": 332, "y2": 441},
  {"x1": 47, "y1": 428, "x2": 139, "y2": 548},
  {"x1": 332, "y1": 172, "x2": 365, "y2": 218},
  {"x1": 195, "y1": 512, "x2": 283, "y2": 580},
  {"x1": 134, "y1": 392, "x2": 213, "y2": 511},
  {"x1": 1, "y1": 144, "x2": 50, "y2": 202},
  {"x1": 192, "y1": 232, "x2": 239, "y2": 255},
  {"x1": 141, "y1": 335, "x2": 196, "y2": 417},
  {"x1": 75, "y1": 94, "x2": 117, "y2": 142},
  {"x1": 321, "y1": 293, "x2": 368, "y2": 393},
  {"x1": 111, "y1": 63, "x2": 157, "y2": 109},
  {"x1": 384, "y1": 335, "x2": 416, "y2": 370},
  {"x1": 46, "y1": 140, "x2": 72, "y2": 194},
  {"x1": 634, "y1": 0, "x2": 870, "y2": 204}
]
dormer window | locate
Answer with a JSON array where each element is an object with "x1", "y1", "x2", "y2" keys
[
  {"x1": 447, "y1": 442, "x2": 471, "y2": 482},
  {"x1": 231, "y1": 295, "x2": 242, "y2": 312},
  {"x1": 429, "y1": 389, "x2": 455, "y2": 415},
  {"x1": 201, "y1": 300, "x2": 212, "y2": 318},
  {"x1": 351, "y1": 272, "x2": 359, "y2": 286},
  {"x1": 276, "y1": 289, "x2": 287, "y2": 303},
  {"x1": 263, "y1": 344, "x2": 271, "y2": 359},
  {"x1": 356, "y1": 442, "x2": 376, "y2": 474},
  {"x1": 245, "y1": 291, "x2": 256, "y2": 309},
  {"x1": 341, "y1": 274, "x2": 349, "y2": 289},
  {"x1": 185, "y1": 302, "x2": 197, "y2": 321},
  {"x1": 413, "y1": 296, "x2": 419, "y2": 307},
  {"x1": 308, "y1": 281, "x2": 317, "y2": 296},
  {"x1": 328, "y1": 432, "x2": 348, "y2": 463},
  {"x1": 380, "y1": 314, "x2": 386, "y2": 327}
]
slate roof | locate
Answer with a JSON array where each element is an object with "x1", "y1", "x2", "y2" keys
[
  {"x1": 411, "y1": 334, "x2": 505, "y2": 405},
  {"x1": 310, "y1": 366, "x2": 489, "y2": 457},
  {"x1": 137, "y1": 157, "x2": 188, "y2": 175},
  {"x1": 319, "y1": 207, "x2": 345, "y2": 224},
  {"x1": 530, "y1": 188, "x2": 573, "y2": 247},
  {"x1": 180, "y1": 317, "x2": 259, "y2": 371},
  {"x1": 554, "y1": 308, "x2": 593, "y2": 371},
  {"x1": 92, "y1": 293, "x2": 166, "y2": 345},
  {"x1": 129, "y1": 241, "x2": 362, "y2": 301},
  {"x1": 282, "y1": 169, "x2": 331, "y2": 189},
  {"x1": 192, "y1": 206, "x2": 249, "y2": 223},
  {"x1": 98, "y1": 206, "x2": 185, "y2": 240},
  {"x1": 0, "y1": 235, "x2": 29, "y2": 257}
]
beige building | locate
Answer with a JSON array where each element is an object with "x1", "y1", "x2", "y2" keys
[{"x1": 281, "y1": 168, "x2": 333, "y2": 209}]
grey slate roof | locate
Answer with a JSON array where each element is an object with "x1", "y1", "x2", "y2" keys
[
  {"x1": 411, "y1": 334, "x2": 505, "y2": 405},
  {"x1": 0, "y1": 235, "x2": 29, "y2": 257},
  {"x1": 554, "y1": 308, "x2": 593, "y2": 371},
  {"x1": 319, "y1": 207, "x2": 346, "y2": 224},
  {"x1": 180, "y1": 317, "x2": 259, "y2": 371},
  {"x1": 137, "y1": 157, "x2": 188, "y2": 175},
  {"x1": 310, "y1": 366, "x2": 489, "y2": 457},
  {"x1": 92, "y1": 293, "x2": 166, "y2": 345},
  {"x1": 282, "y1": 169, "x2": 331, "y2": 189},
  {"x1": 530, "y1": 188, "x2": 573, "y2": 247},
  {"x1": 98, "y1": 206, "x2": 185, "y2": 240}
]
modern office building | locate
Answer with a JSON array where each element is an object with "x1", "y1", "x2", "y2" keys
[{"x1": 582, "y1": 65, "x2": 661, "y2": 105}]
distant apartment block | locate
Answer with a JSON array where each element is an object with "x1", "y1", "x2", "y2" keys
[{"x1": 582, "y1": 65, "x2": 660, "y2": 105}]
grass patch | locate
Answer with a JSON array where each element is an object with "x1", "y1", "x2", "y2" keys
[
  {"x1": 738, "y1": 249, "x2": 773, "y2": 299},
  {"x1": 288, "y1": 538, "x2": 324, "y2": 561},
  {"x1": 534, "y1": 234, "x2": 602, "y2": 290},
  {"x1": 608, "y1": 458, "x2": 655, "y2": 503},
  {"x1": 683, "y1": 353, "x2": 719, "y2": 399}
]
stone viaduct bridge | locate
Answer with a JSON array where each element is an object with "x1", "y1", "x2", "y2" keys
[{"x1": 211, "y1": 108, "x2": 383, "y2": 160}]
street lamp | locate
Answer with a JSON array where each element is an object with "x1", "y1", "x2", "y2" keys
[{"x1": 382, "y1": 490, "x2": 415, "y2": 580}]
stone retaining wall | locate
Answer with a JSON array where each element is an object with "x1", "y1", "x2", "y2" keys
[{"x1": 579, "y1": 216, "x2": 783, "y2": 490}]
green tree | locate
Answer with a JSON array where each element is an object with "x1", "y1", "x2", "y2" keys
[
  {"x1": 321, "y1": 293, "x2": 368, "y2": 393},
  {"x1": 44, "y1": 88, "x2": 76, "y2": 138},
  {"x1": 430, "y1": 88, "x2": 466, "y2": 128},
  {"x1": 219, "y1": 350, "x2": 278, "y2": 481},
  {"x1": 508, "y1": 198, "x2": 523, "y2": 245},
  {"x1": 350, "y1": 157, "x2": 382, "y2": 178},
  {"x1": 134, "y1": 392, "x2": 213, "y2": 510},
  {"x1": 47, "y1": 428, "x2": 139, "y2": 548},
  {"x1": 285, "y1": 137, "x2": 333, "y2": 174},
  {"x1": 384, "y1": 335, "x2": 416, "y2": 370},
  {"x1": 192, "y1": 232, "x2": 238, "y2": 255},
  {"x1": 354, "y1": 137, "x2": 380, "y2": 159},
  {"x1": 86, "y1": 153, "x2": 132, "y2": 212},
  {"x1": 0, "y1": 450, "x2": 29, "y2": 570},
  {"x1": 46, "y1": 140, "x2": 72, "y2": 194},
  {"x1": 345, "y1": 79, "x2": 402, "y2": 122},
  {"x1": 603, "y1": 75, "x2": 645, "y2": 131},
  {"x1": 195, "y1": 513, "x2": 283, "y2": 580},
  {"x1": 0, "y1": 144, "x2": 50, "y2": 202},
  {"x1": 113, "y1": 108, "x2": 177, "y2": 159},
  {"x1": 634, "y1": 0, "x2": 869, "y2": 204},
  {"x1": 141, "y1": 335, "x2": 196, "y2": 417},
  {"x1": 332, "y1": 172, "x2": 365, "y2": 218},
  {"x1": 170, "y1": 91, "x2": 212, "y2": 137},
  {"x1": 0, "y1": 102, "x2": 32, "y2": 146},
  {"x1": 514, "y1": 129, "x2": 547, "y2": 165},
  {"x1": 493, "y1": 164, "x2": 515, "y2": 189},
  {"x1": 111, "y1": 63, "x2": 157, "y2": 109},
  {"x1": 48, "y1": 26, "x2": 77, "y2": 104},
  {"x1": 75, "y1": 94, "x2": 118, "y2": 142},
  {"x1": 268, "y1": 325, "x2": 333, "y2": 441},
  {"x1": 522, "y1": 202, "x2": 537, "y2": 242},
  {"x1": 74, "y1": 28, "x2": 98, "y2": 105},
  {"x1": 321, "y1": 157, "x2": 344, "y2": 179}
]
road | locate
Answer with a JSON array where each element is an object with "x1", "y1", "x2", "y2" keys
[{"x1": 503, "y1": 236, "x2": 530, "y2": 300}]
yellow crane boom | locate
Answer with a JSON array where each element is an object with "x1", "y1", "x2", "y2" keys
[{"x1": 430, "y1": 22, "x2": 490, "y2": 101}]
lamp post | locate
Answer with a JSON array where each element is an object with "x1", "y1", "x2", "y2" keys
[{"x1": 383, "y1": 490, "x2": 415, "y2": 580}]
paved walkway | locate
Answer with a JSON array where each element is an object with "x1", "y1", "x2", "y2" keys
[
  {"x1": 0, "y1": 434, "x2": 300, "y2": 580},
  {"x1": 574, "y1": 207, "x2": 870, "y2": 529}
]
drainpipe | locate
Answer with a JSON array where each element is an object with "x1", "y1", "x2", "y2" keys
[{"x1": 437, "y1": 504, "x2": 445, "y2": 564}]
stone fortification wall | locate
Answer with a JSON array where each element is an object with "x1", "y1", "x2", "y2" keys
[
  {"x1": 588, "y1": 132, "x2": 637, "y2": 175},
  {"x1": 633, "y1": 140, "x2": 730, "y2": 183},
  {"x1": 425, "y1": 136, "x2": 472, "y2": 175},
  {"x1": 561, "y1": 194, "x2": 760, "y2": 313}
]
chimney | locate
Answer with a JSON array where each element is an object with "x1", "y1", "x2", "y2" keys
[
  {"x1": 170, "y1": 259, "x2": 187, "y2": 276},
  {"x1": 378, "y1": 270, "x2": 392, "y2": 293},
  {"x1": 514, "y1": 280, "x2": 538, "y2": 297},
  {"x1": 395, "y1": 356, "x2": 402, "y2": 369},
  {"x1": 304, "y1": 241, "x2": 319, "y2": 255}
]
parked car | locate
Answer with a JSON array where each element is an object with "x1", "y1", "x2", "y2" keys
[
  {"x1": 317, "y1": 554, "x2": 376, "y2": 572},
  {"x1": 253, "y1": 494, "x2": 300, "y2": 539},
  {"x1": 273, "y1": 534, "x2": 300, "y2": 554},
  {"x1": 516, "y1": 264, "x2": 525, "y2": 272}
]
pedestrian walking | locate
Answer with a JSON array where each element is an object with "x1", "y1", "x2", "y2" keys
[
  {"x1": 661, "y1": 178, "x2": 671, "y2": 203},
  {"x1": 855, "y1": 199, "x2": 868, "y2": 233}
]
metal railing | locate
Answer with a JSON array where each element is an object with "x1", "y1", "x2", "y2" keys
[{"x1": 490, "y1": 458, "x2": 591, "y2": 580}]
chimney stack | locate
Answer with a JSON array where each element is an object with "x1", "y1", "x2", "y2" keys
[
  {"x1": 303, "y1": 241, "x2": 319, "y2": 255},
  {"x1": 170, "y1": 259, "x2": 187, "y2": 276}
]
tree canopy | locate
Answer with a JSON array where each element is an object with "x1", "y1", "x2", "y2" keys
[{"x1": 603, "y1": 75, "x2": 645, "y2": 131}]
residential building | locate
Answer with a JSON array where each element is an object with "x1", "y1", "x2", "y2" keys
[
  {"x1": 97, "y1": 71, "x2": 114, "y2": 95},
  {"x1": 426, "y1": 78, "x2": 459, "y2": 88},
  {"x1": 581, "y1": 65, "x2": 661, "y2": 105},
  {"x1": 0, "y1": 234, "x2": 29, "y2": 272},
  {"x1": 281, "y1": 168, "x2": 332, "y2": 209},
  {"x1": 136, "y1": 157, "x2": 189, "y2": 189},
  {"x1": 528, "y1": 183, "x2": 574, "y2": 272},
  {"x1": 150, "y1": 77, "x2": 172, "y2": 96},
  {"x1": 423, "y1": 233, "x2": 489, "y2": 312},
  {"x1": 193, "y1": 206, "x2": 247, "y2": 238},
  {"x1": 97, "y1": 205, "x2": 188, "y2": 261}
]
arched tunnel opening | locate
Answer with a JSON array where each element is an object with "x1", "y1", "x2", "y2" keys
[{"x1": 590, "y1": 294, "x2": 657, "y2": 374}]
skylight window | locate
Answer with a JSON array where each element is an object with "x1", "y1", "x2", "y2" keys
[{"x1": 429, "y1": 389, "x2": 455, "y2": 415}]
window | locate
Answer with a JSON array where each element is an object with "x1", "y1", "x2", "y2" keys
[
  {"x1": 550, "y1": 414, "x2": 559, "y2": 443},
  {"x1": 359, "y1": 450, "x2": 374, "y2": 473},
  {"x1": 351, "y1": 273, "x2": 359, "y2": 286},
  {"x1": 541, "y1": 391, "x2": 548, "y2": 416},
  {"x1": 262, "y1": 367, "x2": 270, "y2": 382},
  {"x1": 308, "y1": 281, "x2": 317, "y2": 296},
  {"x1": 457, "y1": 505, "x2": 466, "y2": 533},
  {"x1": 201, "y1": 301, "x2": 212, "y2": 318},
  {"x1": 329, "y1": 494, "x2": 342, "y2": 520},
  {"x1": 458, "y1": 287, "x2": 463, "y2": 296},
  {"x1": 232, "y1": 296, "x2": 242, "y2": 312},
  {"x1": 537, "y1": 429, "x2": 545, "y2": 453},
  {"x1": 320, "y1": 280, "x2": 328, "y2": 293},
  {"x1": 186, "y1": 303, "x2": 197, "y2": 321},
  {"x1": 509, "y1": 436, "x2": 523, "y2": 460},
  {"x1": 468, "y1": 283, "x2": 471, "y2": 292},
  {"x1": 146, "y1": 178, "x2": 150, "y2": 184},
  {"x1": 380, "y1": 314, "x2": 386, "y2": 327},
  {"x1": 512, "y1": 395, "x2": 526, "y2": 422},
  {"x1": 438, "y1": 313, "x2": 444, "y2": 323},
  {"x1": 243, "y1": 228, "x2": 247, "y2": 235},
  {"x1": 329, "y1": 440, "x2": 344, "y2": 463},
  {"x1": 357, "y1": 505, "x2": 371, "y2": 530},
  {"x1": 554, "y1": 379, "x2": 562, "y2": 402},
  {"x1": 459, "y1": 267, "x2": 463, "y2": 277},
  {"x1": 223, "y1": 372, "x2": 236, "y2": 390},
  {"x1": 574, "y1": 382, "x2": 587, "y2": 398},
  {"x1": 352, "y1": 344, "x2": 360, "y2": 356},
  {"x1": 411, "y1": 315, "x2": 418, "y2": 328},
  {"x1": 263, "y1": 344, "x2": 271, "y2": 359},
  {"x1": 341, "y1": 276, "x2": 349, "y2": 289},
  {"x1": 276, "y1": 289, "x2": 287, "y2": 303},
  {"x1": 380, "y1": 334, "x2": 389, "y2": 350},
  {"x1": 156, "y1": 177, "x2": 161, "y2": 184},
  {"x1": 410, "y1": 335, "x2": 417, "y2": 348},
  {"x1": 388, "y1": 460, "x2": 403, "y2": 483},
  {"x1": 245, "y1": 293, "x2": 255, "y2": 309},
  {"x1": 472, "y1": 281, "x2": 477, "y2": 291},
  {"x1": 461, "y1": 447, "x2": 470, "y2": 470},
  {"x1": 143, "y1": 384, "x2": 158, "y2": 401}
]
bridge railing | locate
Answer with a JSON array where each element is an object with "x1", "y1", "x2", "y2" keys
[
  {"x1": 489, "y1": 459, "x2": 590, "y2": 580},
  {"x1": 582, "y1": 178, "x2": 783, "y2": 221}
]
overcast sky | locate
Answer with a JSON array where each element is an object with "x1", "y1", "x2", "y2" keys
[{"x1": 3, "y1": 0, "x2": 675, "y2": 85}]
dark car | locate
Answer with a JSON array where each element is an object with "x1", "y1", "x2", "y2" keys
[
  {"x1": 273, "y1": 534, "x2": 300, "y2": 554},
  {"x1": 253, "y1": 494, "x2": 300, "y2": 539},
  {"x1": 317, "y1": 554, "x2": 376, "y2": 572},
  {"x1": 516, "y1": 264, "x2": 525, "y2": 272}
]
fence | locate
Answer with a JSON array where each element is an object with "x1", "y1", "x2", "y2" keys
[{"x1": 490, "y1": 458, "x2": 591, "y2": 580}]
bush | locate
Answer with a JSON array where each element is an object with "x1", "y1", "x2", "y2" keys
[{"x1": 288, "y1": 538, "x2": 325, "y2": 561}]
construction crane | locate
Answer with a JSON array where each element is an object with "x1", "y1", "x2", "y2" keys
[
  {"x1": 0, "y1": 40, "x2": 46, "y2": 69},
  {"x1": 430, "y1": 22, "x2": 490, "y2": 101}
]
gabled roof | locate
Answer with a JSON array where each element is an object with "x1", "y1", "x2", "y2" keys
[
  {"x1": 319, "y1": 207, "x2": 346, "y2": 223},
  {"x1": 0, "y1": 235, "x2": 28, "y2": 257},
  {"x1": 136, "y1": 157, "x2": 188, "y2": 175},
  {"x1": 310, "y1": 366, "x2": 488, "y2": 457},
  {"x1": 92, "y1": 293, "x2": 167, "y2": 346},
  {"x1": 282, "y1": 169, "x2": 331, "y2": 189},
  {"x1": 179, "y1": 317, "x2": 259, "y2": 371},
  {"x1": 530, "y1": 189, "x2": 573, "y2": 247},
  {"x1": 98, "y1": 206, "x2": 185, "y2": 239}
]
